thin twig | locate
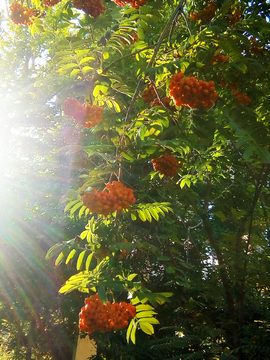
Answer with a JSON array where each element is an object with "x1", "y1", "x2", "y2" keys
[
  {"x1": 125, "y1": 0, "x2": 186, "y2": 123},
  {"x1": 181, "y1": 10, "x2": 192, "y2": 36},
  {"x1": 102, "y1": 46, "x2": 154, "y2": 74}
]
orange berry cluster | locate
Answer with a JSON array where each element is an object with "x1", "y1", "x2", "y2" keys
[
  {"x1": 152, "y1": 153, "x2": 181, "y2": 177},
  {"x1": 226, "y1": 8, "x2": 242, "y2": 26},
  {"x1": 250, "y1": 37, "x2": 263, "y2": 56},
  {"x1": 9, "y1": 3, "x2": 37, "y2": 25},
  {"x1": 44, "y1": 0, "x2": 61, "y2": 6},
  {"x1": 79, "y1": 295, "x2": 136, "y2": 334},
  {"x1": 64, "y1": 98, "x2": 103, "y2": 128},
  {"x1": 82, "y1": 182, "x2": 136, "y2": 216},
  {"x1": 142, "y1": 84, "x2": 156, "y2": 103},
  {"x1": 169, "y1": 72, "x2": 218, "y2": 109},
  {"x1": 112, "y1": 0, "x2": 148, "y2": 8},
  {"x1": 232, "y1": 90, "x2": 251, "y2": 105},
  {"x1": 211, "y1": 52, "x2": 229, "y2": 64},
  {"x1": 191, "y1": 4, "x2": 216, "y2": 23},
  {"x1": 152, "y1": 96, "x2": 177, "y2": 112},
  {"x1": 73, "y1": 0, "x2": 105, "y2": 17}
]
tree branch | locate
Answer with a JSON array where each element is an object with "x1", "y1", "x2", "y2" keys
[{"x1": 125, "y1": 0, "x2": 186, "y2": 123}]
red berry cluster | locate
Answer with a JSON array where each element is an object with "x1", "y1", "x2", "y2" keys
[
  {"x1": 211, "y1": 52, "x2": 229, "y2": 64},
  {"x1": 169, "y1": 72, "x2": 218, "y2": 109},
  {"x1": 73, "y1": 0, "x2": 105, "y2": 17},
  {"x1": 226, "y1": 8, "x2": 242, "y2": 27},
  {"x1": 191, "y1": 4, "x2": 216, "y2": 23},
  {"x1": 82, "y1": 181, "x2": 136, "y2": 216},
  {"x1": 64, "y1": 98, "x2": 103, "y2": 128},
  {"x1": 151, "y1": 97, "x2": 177, "y2": 112},
  {"x1": 9, "y1": 3, "x2": 37, "y2": 25},
  {"x1": 232, "y1": 90, "x2": 251, "y2": 105},
  {"x1": 112, "y1": 0, "x2": 148, "y2": 8},
  {"x1": 152, "y1": 153, "x2": 182, "y2": 177},
  {"x1": 79, "y1": 295, "x2": 136, "y2": 334},
  {"x1": 249, "y1": 37, "x2": 263, "y2": 56},
  {"x1": 142, "y1": 85, "x2": 156, "y2": 103}
]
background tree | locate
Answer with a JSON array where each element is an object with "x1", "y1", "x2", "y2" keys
[{"x1": 2, "y1": 0, "x2": 270, "y2": 359}]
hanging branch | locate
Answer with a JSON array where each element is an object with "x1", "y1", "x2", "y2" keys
[{"x1": 125, "y1": 0, "x2": 186, "y2": 123}]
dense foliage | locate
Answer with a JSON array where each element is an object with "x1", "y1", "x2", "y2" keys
[{"x1": 1, "y1": 0, "x2": 270, "y2": 359}]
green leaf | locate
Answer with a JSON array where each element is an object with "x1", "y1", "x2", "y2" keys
[
  {"x1": 79, "y1": 57, "x2": 95, "y2": 64},
  {"x1": 55, "y1": 252, "x2": 64, "y2": 266},
  {"x1": 70, "y1": 201, "x2": 83, "y2": 215},
  {"x1": 64, "y1": 200, "x2": 80, "y2": 212},
  {"x1": 66, "y1": 249, "x2": 76, "y2": 264},
  {"x1": 138, "y1": 317, "x2": 160, "y2": 324},
  {"x1": 138, "y1": 210, "x2": 146, "y2": 222},
  {"x1": 126, "y1": 318, "x2": 136, "y2": 343},
  {"x1": 70, "y1": 68, "x2": 81, "y2": 77},
  {"x1": 136, "y1": 310, "x2": 157, "y2": 318},
  {"x1": 121, "y1": 152, "x2": 135, "y2": 161},
  {"x1": 59, "y1": 63, "x2": 79, "y2": 72},
  {"x1": 98, "y1": 285, "x2": 107, "y2": 304},
  {"x1": 256, "y1": 147, "x2": 270, "y2": 163},
  {"x1": 143, "y1": 209, "x2": 152, "y2": 222},
  {"x1": 149, "y1": 208, "x2": 159, "y2": 221},
  {"x1": 135, "y1": 304, "x2": 155, "y2": 312},
  {"x1": 46, "y1": 243, "x2": 65, "y2": 260},
  {"x1": 85, "y1": 253, "x2": 94, "y2": 271},
  {"x1": 127, "y1": 273, "x2": 138, "y2": 281},
  {"x1": 131, "y1": 213, "x2": 137, "y2": 221},
  {"x1": 140, "y1": 322, "x2": 154, "y2": 335},
  {"x1": 131, "y1": 321, "x2": 137, "y2": 344},
  {"x1": 77, "y1": 250, "x2": 86, "y2": 270}
]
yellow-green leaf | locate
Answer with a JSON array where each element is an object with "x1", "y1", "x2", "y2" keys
[
  {"x1": 55, "y1": 252, "x2": 64, "y2": 266},
  {"x1": 77, "y1": 250, "x2": 86, "y2": 270},
  {"x1": 66, "y1": 249, "x2": 76, "y2": 264},
  {"x1": 140, "y1": 322, "x2": 154, "y2": 335}
]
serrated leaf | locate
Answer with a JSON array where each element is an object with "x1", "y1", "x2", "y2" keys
[
  {"x1": 70, "y1": 201, "x2": 83, "y2": 215},
  {"x1": 85, "y1": 253, "x2": 94, "y2": 271},
  {"x1": 46, "y1": 243, "x2": 65, "y2": 260},
  {"x1": 136, "y1": 311, "x2": 157, "y2": 318},
  {"x1": 77, "y1": 250, "x2": 86, "y2": 270},
  {"x1": 138, "y1": 317, "x2": 160, "y2": 324},
  {"x1": 64, "y1": 200, "x2": 80, "y2": 212},
  {"x1": 140, "y1": 322, "x2": 154, "y2": 335},
  {"x1": 70, "y1": 68, "x2": 81, "y2": 77},
  {"x1": 127, "y1": 318, "x2": 136, "y2": 343},
  {"x1": 143, "y1": 209, "x2": 152, "y2": 222},
  {"x1": 59, "y1": 63, "x2": 79, "y2": 72},
  {"x1": 82, "y1": 66, "x2": 94, "y2": 73},
  {"x1": 136, "y1": 304, "x2": 155, "y2": 312},
  {"x1": 79, "y1": 57, "x2": 95, "y2": 64},
  {"x1": 79, "y1": 205, "x2": 87, "y2": 219},
  {"x1": 149, "y1": 207, "x2": 159, "y2": 221},
  {"x1": 89, "y1": 217, "x2": 95, "y2": 232},
  {"x1": 138, "y1": 210, "x2": 146, "y2": 222},
  {"x1": 66, "y1": 249, "x2": 76, "y2": 264},
  {"x1": 55, "y1": 252, "x2": 64, "y2": 266},
  {"x1": 131, "y1": 322, "x2": 137, "y2": 344}
]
